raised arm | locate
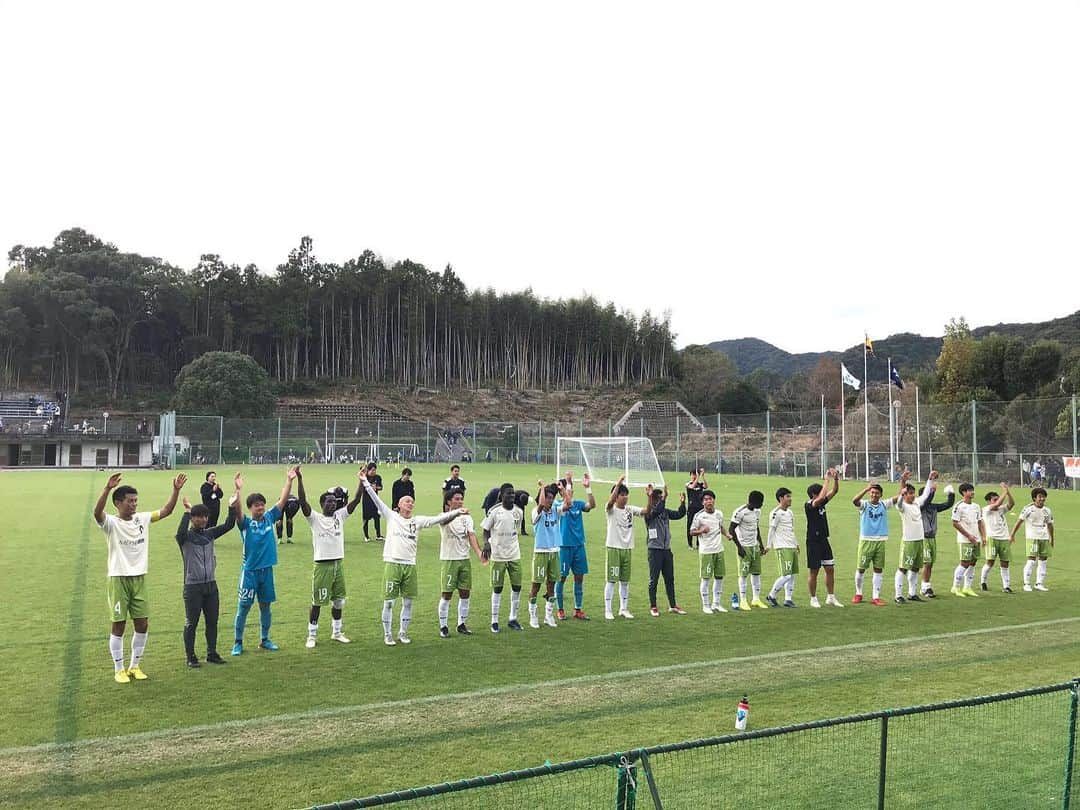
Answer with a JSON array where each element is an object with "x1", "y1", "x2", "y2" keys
[
  {"x1": 667, "y1": 492, "x2": 687, "y2": 520},
  {"x1": 296, "y1": 468, "x2": 311, "y2": 517},
  {"x1": 233, "y1": 473, "x2": 244, "y2": 522},
  {"x1": 361, "y1": 473, "x2": 394, "y2": 519},
  {"x1": 93, "y1": 472, "x2": 123, "y2": 524},
  {"x1": 852, "y1": 484, "x2": 872, "y2": 508},
  {"x1": 175, "y1": 508, "x2": 191, "y2": 544},
  {"x1": 274, "y1": 466, "x2": 297, "y2": 513},
  {"x1": 933, "y1": 488, "x2": 955, "y2": 514},
  {"x1": 581, "y1": 474, "x2": 597, "y2": 512},
  {"x1": 157, "y1": 474, "x2": 187, "y2": 520},
  {"x1": 606, "y1": 475, "x2": 625, "y2": 510},
  {"x1": 208, "y1": 506, "x2": 237, "y2": 539},
  {"x1": 346, "y1": 474, "x2": 364, "y2": 515}
]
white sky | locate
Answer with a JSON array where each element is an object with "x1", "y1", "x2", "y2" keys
[{"x1": 1, "y1": 1, "x2": 1078, "y2": 353}]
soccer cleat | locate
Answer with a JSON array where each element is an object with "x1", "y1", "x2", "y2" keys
[
  {"x1": 376, "y1": 536, "x2": 384, "y2": 543},
  {"x1": 826, "y1": 595, "x2": 843, "y2": 608},
  {"x1": 981, "y1": 582, "x2": 988, "y2": 591},
  {"x1": 668, "y1": 605, "x2": 687, "y2": 615},
  {"x1": 619, "y1": 609, "x2": 635, "y2": 619},
  {"x1": 114, "y1": 669, "x2": 130, "y2": 684},
  {"x1": 783, "y1": 600, "x2": 797, "y2": 608},
  {"x1": 702, "y1": 605, "x2": 714, "y2": 615},
  {"x1": 206, "y1": 653, "x2": 226, "y2": 664},
  {"x1": 573, "y1": 609, "x2": 590, "y2": 621},
  {"x1": 765, "y1": 595, "x2": 779, "y2": 608},
  {"x1": 1023, "y1": 584, "x2": 1033, "y2": 592},
  {"x1": 950, "y1": 586, "x2": 965, "y2": 597},
  {"x1": 128, "y1": 666, "x2": 148, "y2": 680},
  {"x1": 871, "y1": 598, "x2": 886, "y2": 607},
  {"x1": 231, "y1": 642, "x2": 243, "y2": 656},
  {"x1": 491, "y1": 622, "x2": 500, "y2": 633},
  {"x1": 751, "y1": 598, "x2": 768, "y2": 609},
  {"x1": 961, "y1": 587, "x2": 979, "y2": 597},
  {"x1": 1035, "y1": 584, "x2": 1049, "y2": 592},
  {"x1": 557, "y1": 609, "x2": 566, "y2": 621},
  {"x1": 397, "y1": 632, "x2": 411, "y2": 645},
  {"x1": 364, "y1": 537, "x2": 371, "y2": 543},
  {"x1": 278, "y1": 539, "x2": 284, "y2": 545},
  {"x1": 529, "y1": 616, "x2": 541, "y2": 629},
  {"x1": 384, "y1": 633, "x2": 396, "y2": 646},
  {"x1": 738, "y1": 599, "x2": 750, "y2": 612},
  {"x1": 457, "y1": 623, "x2": 473, "y2": 635},
  {"x1": 1002, "y1": 587, "x2": 1014, "y2": 594},
  {"x1": 544, "y1": 615, "x2": 558, "y2": 628},
  {"x1": 924, "y1": 588, "x2": 936, "y2": 598},
  {"x1": 508, "y1": 620, "x2": 524, "y2": 631},
  {"x1": 894, "y1": 596, "x2": 906, "y2": 605},
  {"x1": 439, "y1": 626, "x2": 450, "y2": 639},
  {"x1": 187, "y1": 658, "x2": 201, "y2": 668},
  {"x1": 259, "y1": 639, "x2": 279, "y2": 651},
  {"x1": 286, "y1": 539, "x2": 294, "y2": 544},
  {"x1": 604, "y1": 610, "x2": 615, "y2": 621},
  {"x1": 331, "y1": 632, "x2": 350, "y2": 644},
  {"x1": 908, "y1": 594, "x2": 923, "y2": 602},
  {"x1": 649, "y1": 606, "x2": 660, "y2": 617},
  {"x1": 852, "y1": 594, "x2": 863, "y2": 604},
  {"x1": 305, "y1": 636, "x2": 316, "y2": 649},
  {"x1": 810, "y1": 596, "x2": 822, "y2": 608}
]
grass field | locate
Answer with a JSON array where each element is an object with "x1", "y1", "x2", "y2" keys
[{"x1": 0, "y1": 463, "x2": 1077, "y2": 808}]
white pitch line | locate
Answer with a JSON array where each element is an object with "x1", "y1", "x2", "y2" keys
[{"x1": 4, "y1": 615, "x2": 1077, "y2": 758}]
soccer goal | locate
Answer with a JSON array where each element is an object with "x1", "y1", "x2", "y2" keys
[
  {"x1": 556, "y1": 437, "x2": 664, "y2": 488},
  {"x1": 326, "y1": 442, "x2": 373, "y2": 462}
]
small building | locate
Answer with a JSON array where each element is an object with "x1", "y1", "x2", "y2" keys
[{"x1": 2, "y1": 433, "x2": 154, "y2": 468}]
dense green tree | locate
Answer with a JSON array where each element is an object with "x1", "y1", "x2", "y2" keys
[{"x1": 173, "y1": 351, "x2": 276, "y2": 417}]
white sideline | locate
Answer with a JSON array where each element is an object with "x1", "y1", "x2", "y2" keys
[{"x1": 5, "y1": 615, "x2": 1077, "y2": 757}]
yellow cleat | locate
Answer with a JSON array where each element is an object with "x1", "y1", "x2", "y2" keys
[
  {"x1": 751, "y1": 599, "x2": 768, "y2": 609},
  {"x1": 738, "y1": 600, "x2": 751, "y2": 612},
  {"x1": 127, "y1": 666, "x2": 148, "y2": 681},
  {"x1": 114, "y1": 669, "x2": 131, "y2": 684},
  {"x1": 951, "y1": 586, "x2": 966, "y2": 598},
  {"x1": 961, "y1": 587, "x2": 979, "y2": 598}
]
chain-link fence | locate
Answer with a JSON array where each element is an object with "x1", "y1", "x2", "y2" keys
[{"x1": 311, "y1": 680, "x2": 1080, "y2": 809}]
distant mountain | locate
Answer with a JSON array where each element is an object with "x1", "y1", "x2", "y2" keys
[{"x1": 709, "y1": 311, "x2": 1080, "y2": 380}]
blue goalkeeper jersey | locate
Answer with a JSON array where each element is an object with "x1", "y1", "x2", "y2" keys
[
  {"x1": 555, "y1": 499, "x2": 587, "y2": 547},
  {"x1": 533, "y1": 506, "x2": 562, "y2": 551},
  {"x1": 239, "y1": 505, "x2": 282, "y2": 570}
]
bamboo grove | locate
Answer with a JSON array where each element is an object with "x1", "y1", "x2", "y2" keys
[{"x1": 1, "y1": 229, "x2": 675, "y2": 397}]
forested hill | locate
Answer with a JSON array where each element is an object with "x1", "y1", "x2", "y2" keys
[
  {"x1": 711, "y1": 312, "x2": 1080, "y2": 379},
  {"x1": 1, "y1": 229, "x2": 675, "y2": 398}
]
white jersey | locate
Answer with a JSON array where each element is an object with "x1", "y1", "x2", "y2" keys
[
  {"x1": 305, "y1": 507, "x2": 350, "y2": 560},
  {"x1": 691, "y1": 509, "x2": 725, "y2": 554},
  {"x1": 440, "y1": 513, "x2": 476, "y2": 560},
  {"x1": 952, "y1": 501, "x2": 983, "y2": 544},
  {"x1": 1018, "y1": 504, "x2": 1053, "y2": 539},
  {"x1": 766, "y1": 507, "x2": 797, "y2": 550},
  {"x1": 894, "y1": 500, "x2": 925, "y2": 541},
  {"x1": 983, "y1": 504, "x2": 1010, "y2": 540},
  {"x1": 731, "y1": 505, "x2": 761, "y2": 548},
  {"x1": 481, "y1": 505, "x2": 523, "y2": 562},
  {"x1": 605, "y1": 504, "x2": 645, "y2": 550},
  {"x1": 98, "y1": 511, "x2": 157, "y2": 577},
  {"x1": 382, "y1": 511, "x2": 456, "y2": 565}
]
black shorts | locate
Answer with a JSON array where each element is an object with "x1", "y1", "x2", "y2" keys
[{"x1": 806, "y1": 538, "x2": 835, "y2": 570}]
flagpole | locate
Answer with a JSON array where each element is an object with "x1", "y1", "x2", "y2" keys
[
  {"x1": 863, "y1": 336, "x2": 870, "y2": 481},
  {"x1": 840, "y1": 369, "x2": 846, "y2": 477},
  {"x1": 915, "y1": 384, "x2": 922, "y2": 481},
  {"x1": 888, "y1": 357, "x2": 895, "y2": 481},
  {"x1": 821, "y1": 394, "x2": 826, "y2": 477}
]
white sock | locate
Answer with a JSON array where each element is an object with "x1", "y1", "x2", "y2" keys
[
  {"x1": 382, "y1": 599, "x2": 394, "y2": 636},
  {"x1": 528, "y1": 598, "x2": 538, "y2": 620},
  {"x1": 980, "y1": 564, "x2": 991, "y2": 585},
  {"x1": 854, "y1": 570, "x2": 865, "y2": 596},
  {"x1": 907, "y1": 570, "x2": 918, "y2": 597},
  {"x1": 545, "y1": 599, "x2": 554, "y2": 620},
  {"x1": 751, "y1": 575, "x2": 761, "y2": 600},
  {"x1": 769, "y1": 577, "x2": 785, "y2": 599},
  {"x1": 894, "y1": 571, "x2": 904, "y2": 599},
  {"x1": 713, "y1": 579, "x2": 723, "y2": 604},
  {"x1": 953, "y1": 565, "x2": 965, "y2": 588},
  {"x1": 604, "y1": 581, "x2": 615, "y2": 613},
  {"x1": 619, "y1": 581, "x2": 630, "y2": 611},
  {"x1": 509, "y1": 590, "x2": 521, "y2": 621},
  {"x1": 921, "y1": 574, "x2": 931, "y2": 594},
  {"x1": 308, "y1": 622, "x2": 318, "y2": 637},
  {"x1": 399, "y1": 597, "x2": 413, "y2": 635},
  {"x1": 871, "y1": 572, "x2": 882, "y2": 599},
  {"x1": 1001, "y1": 568, "x2": 1011, "y2": 589},
  {"x1": 1037, "y1": 560, "x2": 1047, "y2": 585},
  {"x1": 129, "y1": 631, "x2": 147, "y2": 670},
  {"x1": 109, "y1": 634, "x2": 125, "y2": 672},
  {"x1": 331, "y1": 618, "x2": 342, "y2": 634},
  {"x1": 784, "y1": 577, "x2": 794, "y2": 602},
  {"x1": 965, "y1": 567, "x2": 976, "y2": 588},
  {"x1": 1023, "y1": 560, "x2": 1034, "y2": 585},
  {"x1": 700, "y1": 579, "x2": 710, "y2": 606},
  {"x1": 491, "y1": 592, "x2": 502, "y2": 623},
  {"x1": 458, "y1": 597, "x2": 470, "y2": 625},
  {"x1": 738, "y1": 576, "x2": 748, "y2": 598},
  {"x1": 438, "y1": 597, "x2": 451, "y2": 629}
]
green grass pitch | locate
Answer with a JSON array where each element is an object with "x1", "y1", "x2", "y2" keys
[{"x1": 0, "y1": 464, "x2": 1077, "y2": 808}]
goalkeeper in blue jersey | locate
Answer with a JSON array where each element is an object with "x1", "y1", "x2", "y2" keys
[{"x1": 554, "y1": 471, "x2": 597, "y2": 620}]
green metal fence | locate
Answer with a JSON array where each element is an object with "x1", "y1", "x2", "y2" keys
[{"x1": 311, "y1": 680, "x2": 1080, "y2": 809}]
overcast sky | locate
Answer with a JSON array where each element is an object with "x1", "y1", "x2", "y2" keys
[{"x1": 2, "y1": 1, "x2": 1077, "y2": 353}]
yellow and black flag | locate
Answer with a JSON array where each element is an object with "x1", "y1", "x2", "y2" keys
[{"x1": 864, "y1": 334, "x2": 874, "y2": 356}]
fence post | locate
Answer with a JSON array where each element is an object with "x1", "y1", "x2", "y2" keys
[
  {"x1": 1073, "y1": 395, "x2": 1078, "y2": 492},
  {"x1": 636, "y1": 750, "x2": 664, "y2": 810},
  {"x1": 516, "y1": 422, "x2": 521, "y2": 462},
  {"x1": 615, "y1": 754, "x2": 637, "y2": 810},
  {"x1": 766, "y1": 410, "x2": 771, "y2": 476},
  {"x1": 971, "y1": 400, "x2": 978, "y2": 485},
  {"x1": 377, "y1": 419, "x2": 382, "y2": 459},
  {"x1": 1064, "y1": 679, "x2": 1079, "y2": 809},
  {"x1": 218, "y1": 415, "x2": 224, "y2": 465},
  {"x1": 877, "y1": 714, "x2": 889, "y2": 810},
  {"x1": 676, "y1": 414, "x2": 681, "y2": 473},
  {"x1": 425, "y1": 419, "x2": 430, "y2": 462},
  {"x1": 276, "y1": 416, "x2": 281, "y2": 463},
  {"x1": 716, "y1": 413, "x2": 721, "y2": 475}
]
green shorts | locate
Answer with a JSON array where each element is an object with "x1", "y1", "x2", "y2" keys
[
  {"x1": 958, "y1": 543, "x2": 981, "y2": 564},
  {"x1": 898, "y1": 541, "x2": 923, "y2": 571},
  {"x1": 107, "y1": 575, "x2": 148, "y2": 622},
  {"x1": 774, "y1": 548, "x2": 799, "y2": 577},
  {"x1": 1027, "y1": 539, "x2": 1053, "y2": 559},
  {"x1": 737, "y1": 546, "x2": 762, "y2": 577},
  {"x1": 922, "y1": 537, "x2": 937, "y2": 567},
  {"x1": 312, "y1": 560, "x2": 347, "y2": 606},
  {"x1": 441, "y1": 559, "x2": 472, "y2": 593},
  {"x1": 531, "y1": 551, "x2": 559, "y2": 584},
  {"x1": 699, "y1": 552, "x2": 725, "y2": 579},
  {"x1": 383, "y1": 562, "x2": 418, "y2": 600},
  {"x1": 985, "y1": 539, "x2": 1012, "y2": 562},
  {"x1": 856, "y1": 539, "x2": 886, "y2": 571},
  {"x1": 605, "y1": 548, "x2": 632, "y2": 583},
  {"x1": 490, "y1": 560, "x2": 523, "y2": 590}
]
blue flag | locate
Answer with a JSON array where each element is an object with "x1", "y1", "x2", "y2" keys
[{"x1": 890, "y1": 366, "x2": 904, "y2": 390}]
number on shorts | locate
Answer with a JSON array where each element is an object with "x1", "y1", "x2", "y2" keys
[
  {"x1": 113, "y1": 601, "x2": 122, "y2": 616},
  {"x1": 385, "y1": 580, "x2": 396, "y2": 595},
  {"x1": 446, "y1": 574, "x2": 455, "y2": 588},
  {"x1": 610, "y1": 565, "x2": 620, "y2": 579},
  {"x1": 318, "y1": 587, "x2": 328, "y2": 601}
]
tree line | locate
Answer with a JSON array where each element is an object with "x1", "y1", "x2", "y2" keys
[{"x1": 1, "y1": 229, "x2": 675, "y2": 398}]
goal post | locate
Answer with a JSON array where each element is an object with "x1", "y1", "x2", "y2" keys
[{"x1": 556, "y1": 436, "x2": 664, "y2": 488}]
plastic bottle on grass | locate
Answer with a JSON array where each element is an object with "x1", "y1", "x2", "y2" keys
[{"x1": 735, "y1": 696, "x2": 749, "y2": 731}]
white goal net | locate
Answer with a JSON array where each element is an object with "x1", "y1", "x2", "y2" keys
[{"x1": 556, "y1": 437, "x2": 664, "y2": 488}]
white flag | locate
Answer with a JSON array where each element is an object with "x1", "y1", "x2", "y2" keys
[{"x1": 841, "y1": 363, "x2": 861, "y2": 390}]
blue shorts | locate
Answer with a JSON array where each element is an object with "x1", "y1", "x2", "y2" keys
[
  {"x1": 559, "y1": 545, "x2": 589, "y2": 577},
  {"x1": 238, "y1": 567, "x2": 276, "y2": 605}
]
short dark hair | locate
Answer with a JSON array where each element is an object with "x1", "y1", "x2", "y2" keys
[
  {"x1": 205, "y1": 471, "x2": 216, "y2": 481},
  {"x1": 246, "y1": 492, "x2": 267, "y2": 508},
  {"x1": 190, "y1": 504, "x2": 210, "y2": 518},
  {"x1": 401, "y1": 467, "x2": 412, "y2": 477},
  {"x1": 959, "y1": 483, "x2": 974, "y2": 494},
  {"x1": 614, "y1": 483, "x2": 630, "y2": 497},
  {"x1": 868, "y1": 483, "x2": 883, "y2": 494},
  {"x1": 702, "y1": 489, "x2": 716, "y2": 500},
  {"x1": 450, "y1": 464, "x2": 460, "y2": 472},
  {"x1": 903, "y1": 484, "x2": 916, "y2": 495},
  {"x1": 444, "y1": 490, "x2": 464, "y2": 509},
  {"x1": 984, "y1": 491, "x2": 999, "y2": 502},
  {"x1": 544, "y1": 485, "x2": 559, "y2": 499},
  {"x1": 748, "y1": 490, "x2": 765, "y2": 509},
  {"x1": 112, "y1": 485, "x2": 137, "y2": 504},
  {"x1": 366, "y1": 461, "x2": 378, "y2": 471},
  {"x1": 807, "y1": 483, "x2": 823, "y2": 498},
  {"x1": 775, "y1": 487, "x2": 792, "y2": 501},
  {"x1": 1031, "y1": 487, "x2": 1048, "y2": 499}
]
